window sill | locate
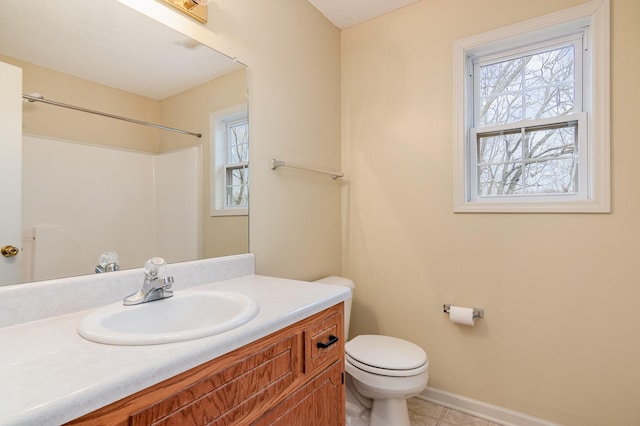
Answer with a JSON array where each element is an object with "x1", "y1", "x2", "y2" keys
[
  {"x1": 210, "y1": 208, "x2": 248, "y2": 217},
  {"x1": 454, "y1": 199, "x2": 610, "y2": 213}
]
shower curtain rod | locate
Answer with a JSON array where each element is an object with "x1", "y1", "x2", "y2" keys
[{"x1": 22, "y1": 93, "x2": 202, "y2": 138}]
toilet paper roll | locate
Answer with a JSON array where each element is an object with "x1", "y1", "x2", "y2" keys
[{"x1": 449, "y1": 306, "x2": 475, "y2": 326}]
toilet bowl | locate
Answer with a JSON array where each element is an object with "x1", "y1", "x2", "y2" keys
[{"x1": 314, "y1": 277, "x2": 429, "y2": 426}]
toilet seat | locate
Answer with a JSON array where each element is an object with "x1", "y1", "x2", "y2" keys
[{"x1": 346, "y1": 335, "x2": 428, "y2": 377}]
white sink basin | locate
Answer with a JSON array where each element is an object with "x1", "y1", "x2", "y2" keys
[{"x1": 78, "y1": 290, "x2": 259, "y2": 345}]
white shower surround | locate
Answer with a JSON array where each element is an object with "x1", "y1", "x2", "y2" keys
[{"x1": 21, "y1": 134, "x2": 200, "y2": 282}]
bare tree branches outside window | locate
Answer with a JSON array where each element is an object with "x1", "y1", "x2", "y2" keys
[{"x1": 475, "y1": 45, "x2": 579, "y2": 196}]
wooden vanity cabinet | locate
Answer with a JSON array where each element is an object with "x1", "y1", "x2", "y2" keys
[{"x1": 67, "y1": 303, "x2": 345, "y2": 426}]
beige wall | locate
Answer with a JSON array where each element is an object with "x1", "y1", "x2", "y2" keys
[
  {"x1": 342, "y1": 0, "x2": 639, "y2": 425},
  {"x1": 209, "y1": 0, "x2": 343, "y2": 279},
  {"x1": 124, "y1": 0, "x2": 343, "y2": 279},
  {"x1": 160, "y1": 68, "x2": 249, "y2": 258}
]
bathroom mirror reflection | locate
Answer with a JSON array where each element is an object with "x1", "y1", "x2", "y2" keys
[{"x1": 0, "y1": 0, "x2": 249, "y2": 286}]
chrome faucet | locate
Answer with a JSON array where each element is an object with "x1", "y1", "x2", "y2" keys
[{"x1": 123, "y1": 257, "x2": 174, "y2": 306}]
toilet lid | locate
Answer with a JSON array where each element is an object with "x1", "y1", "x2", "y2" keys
[{"x1": 345, "y1": 335, "x2": 427, "y2": 372}]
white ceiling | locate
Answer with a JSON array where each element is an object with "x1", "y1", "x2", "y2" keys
[
  {"x1": 0, "y1": 0, "x2": 244, "y2": 100},
  {"x1": 308, "y1": 0, "x2": 420, "y2": 29}
]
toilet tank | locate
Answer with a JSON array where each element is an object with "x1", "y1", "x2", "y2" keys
[{"x1": 314, "y1": 276, "x2": 354, "y2": 340}]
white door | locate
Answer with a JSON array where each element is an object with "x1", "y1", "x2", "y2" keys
[{"x1": 0, "y1": 61, "x2": 22, "y2": 285}]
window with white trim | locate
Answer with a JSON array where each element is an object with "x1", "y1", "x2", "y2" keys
[
  {"x1": 211, "y1": 104, "x2": 248, "y2": 216},
  {"x1": 453, "y1": 0, "x2": 610, "y2": 212}
]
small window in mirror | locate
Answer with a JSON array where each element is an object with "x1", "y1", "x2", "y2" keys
[{"x1": 211, "y1": 105, "x2": 249, "y2": 216}]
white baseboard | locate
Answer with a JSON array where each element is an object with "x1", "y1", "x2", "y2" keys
[{"x1": 417, "y1": 386, "x2": 561, "y2": 426}]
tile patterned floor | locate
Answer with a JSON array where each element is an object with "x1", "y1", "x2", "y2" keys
[{"x1": 408, "y1": 398, "x2": 503, "y2": 426}]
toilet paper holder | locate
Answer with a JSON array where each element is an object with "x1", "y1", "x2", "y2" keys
[{"x1": 443, "y1": 304, "x2": 484, "y2": 319}]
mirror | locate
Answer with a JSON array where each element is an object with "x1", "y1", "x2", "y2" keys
[{"x1": 0, "y1": 0, "x2": 248, "y2": 286}]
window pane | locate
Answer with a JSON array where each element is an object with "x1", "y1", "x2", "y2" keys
[
  {"x1": 480, "y1": 93, "x2": 523, "y2": 126},
  {"x1": 478, "y1": 163, "x2": 523, "y2": 195},
  {"x1": 478, "y1": 132, "x2": 522, "y2": 164},
  {"x1": 477, "y1": 122, "x2": 578, "y2": 196},
  {"x1": 228, "y1": 122, "x2": 249, "y2": 163},
  {"x1": 479, "y1": 56, "x2": 525, "y2": 126},
  {"x1": 479, "y1": 45, "x2": 575, "y2": 127},
  {"x1": 525, "y1": 123, "x2": 577, "y2": 159},
  {"x1": 226, "y1": 166, "x2": 249, "y2": 206},
  {"x1": 523, "y1": 158, "x2": 576, "y2": 194},
  {"x1": 226, "y1": 184, "x2": 249, "y2": 206},
  {"x1": 524, "y1": 47, "x2": 574, "y2": 90},
  {"x1": 524, "y1": 124, "x2": 577, "y2": 194},
  {"x1": 524, "y1": 85, "x2": 574, "y2": 119},
  {"x1": 480, "y1": 58, "x2": 523, "y2": 97}
]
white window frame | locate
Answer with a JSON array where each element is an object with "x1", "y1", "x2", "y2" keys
[
  {"x1": 453, "y1": 0, "x2": 610, "y2": 213},
  {"x1": 210, "y1": 103, "x2": 248, "y2": 217}
]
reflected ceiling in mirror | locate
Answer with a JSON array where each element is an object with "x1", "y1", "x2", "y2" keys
[
  {"x1": 0, "y1": 0, "x2": 240, "y2": 100},
  {"x1": 0, "y1": 0, "x2": 248, "y2": 286}
]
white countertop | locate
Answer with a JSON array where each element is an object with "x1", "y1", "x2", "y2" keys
[{"x1": 0, "y1": 274, "x2": 350, "y2": 425}]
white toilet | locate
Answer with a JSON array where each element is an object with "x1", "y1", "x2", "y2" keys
[{"x1": 315, "y1": 276, "x2": 429, "y2": 426}]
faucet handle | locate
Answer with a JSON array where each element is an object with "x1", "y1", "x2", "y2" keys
[
  {"x1": 96, "y1": 251, "x2": 119, "y2": 273},
  {"x1": 144, "y1": 257, "x2": 167, "y2": 279}
]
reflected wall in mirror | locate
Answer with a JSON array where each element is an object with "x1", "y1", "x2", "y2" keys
[{"x1": 0, "y1": 0, "x2": 248, "y2": 286}]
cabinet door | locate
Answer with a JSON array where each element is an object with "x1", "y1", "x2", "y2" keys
[
  {"x1": 253, "y1": 361, "x2": 344, "y2": 426},
  {"x1": 132, "y1": 335, "x2": 298, "y2": 426}
]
